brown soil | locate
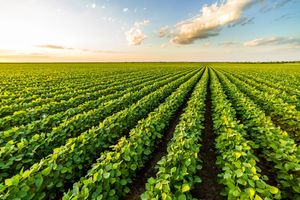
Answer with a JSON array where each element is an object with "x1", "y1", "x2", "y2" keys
[
  {"x1": 191, "y1": 73, "x2": 224, "y2": 200},
  {"x1": 122, "y1": 71, "x2": 202, "y2": 200}
]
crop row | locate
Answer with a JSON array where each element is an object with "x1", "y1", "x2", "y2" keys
[
  {"x1": 62, "y1": 66, "x2": 203, "y2": 200},
  {"x1": 141, "y1": 67, "x2": 209, "y2": 200},
  {"x1": 210, "y1": 69, "x2": 281, "y2": 199},
  {"x1": 221, "y1": 71, "x2": 300, "y2": 142},
  {"x1": 0, "y1": 69, "x2": 188, "y2": 147},
  {"x1": 215, "y1": 69, "x2": 300, "y2": 198},
  {"x1": 0, "y1": 69, "x2": 202, "y2": 199},
  {"x1": 0, "y1": 69, "x2": 193, "y2": 180}
]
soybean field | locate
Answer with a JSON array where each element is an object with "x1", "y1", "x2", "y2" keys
[{"x1": 0, "y1": 62, "x2": 299, "y2": 200}]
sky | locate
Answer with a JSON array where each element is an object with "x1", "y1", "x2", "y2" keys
[{"x1": 0, "y1": 0, "x2": 299, "y2": 62}]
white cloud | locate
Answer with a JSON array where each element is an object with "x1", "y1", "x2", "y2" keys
[
  {"x1": 86, "y1": 3, "x2": 96, "y2": 9},
  {"x1": 125, "y1": 20, "x2": 150, "y2": 46},
  {"x1": 125, "y1": 28, "x2": 146, "y2": 46},
  {"x1": 171, "y1": 0, "x2": 257, "y2": 45},
  {"x1": 134, "y1": 20, "x2": 150, "y2": 27},
  {"x1": 159, "y1": 26, "x2": 170, "y2": 38},
  {"x1": 123, "y1": 8, "x2": 129, "y2": 12},
  {"x1": 244, "y1": 36, "x2": 300, "y2": 47}
]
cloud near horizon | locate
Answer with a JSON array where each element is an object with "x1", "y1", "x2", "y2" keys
[
  {"x1": 125, "y1": 20, "x2": 150, "y2": 46},
  {"x1": 35, "y1": 44, "x2": 118, "y2": 53},
  {"x1": 36, "y1": 44, "x2": 73, "y2": 50},
  {"x1": 171, "y1": 0, "x2": 258, "y2": 45},
  {"x1": 244, "y1": 36, "x2": 300, "y2": 48}
]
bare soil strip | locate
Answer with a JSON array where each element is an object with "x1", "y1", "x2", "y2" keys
[
  {"x1": 191, "y1": 74, "x2": 224, "y2": 200},
  {"x1": 215, "y1": 72, "x2": 279, "y2": 189},
  {"x1": 122, "y1": 72, "x2": 201, "y2": 200}
]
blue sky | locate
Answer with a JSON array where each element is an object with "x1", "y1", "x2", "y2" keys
[{"x1": 0, "y1": 0, "x2": 299, "y2": 62}]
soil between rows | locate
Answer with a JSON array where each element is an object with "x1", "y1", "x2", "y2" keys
[
  {"x1": 123, "y1": 70, "x2": 202, "y2": 200},
  {"x1": 214, "y1": 71, "x2": 279, "y2": 188},
  {"x1": 191, "y1": 71, "x2": 224, "y2": 200}
]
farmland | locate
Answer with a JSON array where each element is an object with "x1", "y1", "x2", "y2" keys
[{"x1": 0, "y1": 62, "x2": 299, "y2": 200}]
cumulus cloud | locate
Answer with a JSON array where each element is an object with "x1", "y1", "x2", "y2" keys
[
  {"x1": 123, "y1": 8, "x2": 129, "y2": 12},
  {"x1": 158, "y1": 26, "x2": 171, "y2": 38},
  {"x1": 244, "y1": 36, "x2": 300, "y2": 47},
  {"x1": 171, "y1": 0, "x2": 258, "y2": 45},
  {"x1": 125, "y1": 20, "x2": 150, "y2": 46}
]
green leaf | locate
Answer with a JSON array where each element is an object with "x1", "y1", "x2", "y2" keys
[
  {"x1": 22, "y1": 170, "x2": 31, "y2": 178},
  {"x1": 269, "y1": 186, "x2": 279, "y2": 194},
  {"x1": 248, "y1": 188, "x2": 255, "y2": 200},
  {"x1": 120, "y1": 179, "x2": 127, "y2": 186},
  {"x1": 170, "y1": 167, "x2": 176, "y2": 173},
  {"x1": 35, "y1": 174, "x2": 43, "y2": 188},
  {"x1": 232, "y1": 188, "x2": 240, "y2": 197},
  {"x1": 123, "y1": 154, "x2": 131, "y2": 161},
  {"x1": 148, "y1": 177, "x2": 156, "y2": 185},
  {"x1": 254, "y1": 194, "x2": 263, "y2": 200},
  {"x1": 178, "y1": 194, "x2": 186, "y2": 200},
  {"x1": 93, "y1": 172, "x2": 99, "y2": 181},
  {"x1": 194, "y1": 176, "x2": 201, "y2": 183},
  {"x1": 181, "y1": 184, "x2": 190, "y2": 192},
  {"x1": 5, "y1": 178, "x2": 13, "y2": 186},
  {"x1": 250, "y1": 167, "x2": 256, "y2": 174},
  {"x1": 140, "y1": 192, "x2": 150, "y2": 200},
  {"x1": 235, "y1": 169, "x2": 243, "y2": 177},
  {"x1": 293, "y1": 185, "x2": 300, "y2": 193},
  {"x1": 42, "y1": 167, "x2": 51, "y2": 176},
  {"x1": 184, "y1": 159, "x2": 191, "y2": 166},
  {"x1": 103, "y1": 172, "x2": 110, "y2": 179},
  {"x1": 130, "y1": 164, "x2": 137, "y2": 171},
  {"x1": 109, "y1": 189, "x2": 116, "y2": 196}
]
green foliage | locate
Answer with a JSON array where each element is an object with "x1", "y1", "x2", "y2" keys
[
  {"x1": 0, "y1": 68, "x2": 200, "y2": 199},
  {"x1": 62, "y1": 69, "x2": 203, "y2": 199},
  {"x1": 210, "y1": 69, "x2": 281, "y2": 199},
  {"x1": 216, "y1": 69, "x2": 300, "y2": 198},
  {"x1": 0, "y1": 62, "x2": 299, "y2": 199},
  {"x1": 142, "y1": 68, "x2": 208, "y2": 199}
]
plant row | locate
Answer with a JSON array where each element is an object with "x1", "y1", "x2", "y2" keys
[
  {"x1": 0, "y1": 70, "x2": 144, "y2": 108},
  {"x1": 0, "y1": 70, "x2": 173, "y2": 131},
  {"x1": 0, "y1": 69, "x2": 203, "y2": 199},
  {"x1": 62, "y1": 67, "x2": 202, "y2": 200},
  {"x1": 0, "y1": 69, "x2": 193, "y2": 180},
  {"x1": 216, "y1": 69, "x2": 300, "y2": 198},
  {"x1": 141, "y1": 68, "x2": 209, "y2": 200},
  {"x1": 222, "y1": 71, "x2": 300, "y2": 142},
  {"x1": 0, "y1": 70, "x2": 187, "y2": 146},
  {"x1": 210, "y1": 69, "x2": 281, "y2": 199}
]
